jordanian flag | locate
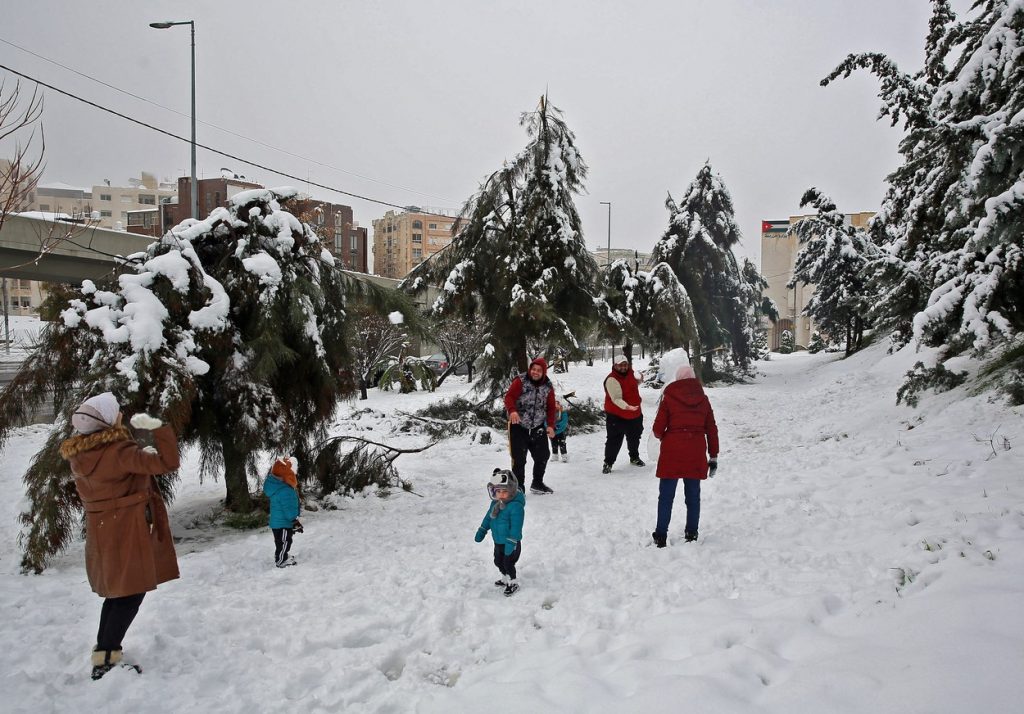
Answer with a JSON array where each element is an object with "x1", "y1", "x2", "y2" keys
[{"x1": 761, "y1": 220, "x2": 789, "y2": 234}]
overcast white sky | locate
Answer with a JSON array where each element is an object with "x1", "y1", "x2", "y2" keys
[{"x1": 2, "y1": 0, "x2": 945, "y2": 267}]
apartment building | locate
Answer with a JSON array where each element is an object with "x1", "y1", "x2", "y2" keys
[
  {"x1": 160, "y1": 175, "x2": 263, "y2": 231},
  {"x1": 372, "y1": 208, "x2": 458, "y2": 278},
  {"x1": 760, "y1": 211, "x2": 874, "y2": 350},
  {"x1": 24, "y1": 172, "x2": 176, "y2": 230},
  {"x1": 1, "y1": 277, "x2": 45, "y2": 316},
  {"x1": 289, "y1": 197, "x2": 369, "y2": 273}
]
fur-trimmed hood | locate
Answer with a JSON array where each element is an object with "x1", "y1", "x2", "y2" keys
[{"x1": 59, "y1": 426, "x2": 134, "y2": 473}]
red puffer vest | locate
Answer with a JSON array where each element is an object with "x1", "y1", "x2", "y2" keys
[{"x1": 604, "y1": 369, "x2": 642, "y2": 420}]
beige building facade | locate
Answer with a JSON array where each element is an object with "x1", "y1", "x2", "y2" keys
[
  {"x1": 372, "y1": 209, "x2": 458, "y2": 278},
  {"x1": 24, "y1": 172, "x2": 177, "y2": 230},
  {"x1": 760, "y1": 211, "x2": 874, "y2": 350},
  {"x1": 1, "y1": 277, "x2": 46, "y2": 316}
]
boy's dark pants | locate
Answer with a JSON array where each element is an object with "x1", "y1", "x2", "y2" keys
[
  {"x1": 272, "y1": 527, "x2": 295, "y2": 566},
  {"x1": 510, "y1": 423, "x2": 550, "y2": 487},
  {"x1": 96, "y1": 593, "x2": 146, "y2": 651},
  {"x1": 604, "y1": 413, "x2": 644, "y2": 465},
  {"x1": 550, "y1": 431, "x2": 567, "y2": 455},
  {"x1": 493, "y1": 542, "x2": 522, "y2": 580}
]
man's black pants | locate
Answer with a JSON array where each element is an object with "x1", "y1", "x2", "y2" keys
[
  {"x1": 604, "y1": 413, "x2": 644, "y2": 465},
  {"x1": 509, "y1": 423, "x2": 550, "y2": 487}
]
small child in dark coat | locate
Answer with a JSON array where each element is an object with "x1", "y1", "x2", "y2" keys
[
  {"x1": 263, "y1": 456, "x2": 303, "y2": 567},
  {"x1": 474, "y1": 468, "x2": 526, "y2": 596}
]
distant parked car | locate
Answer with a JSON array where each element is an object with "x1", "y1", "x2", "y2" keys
[{"x1": 423, "y1": 353, "x2": 470, "y2": 376}]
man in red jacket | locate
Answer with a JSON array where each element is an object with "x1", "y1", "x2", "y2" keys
[
  {"x1": 602, "y1": 354, "x2": 645, "y2": 473},
  {"x1": 504, "y1": 357, "x2": 557, "y2": 494}
]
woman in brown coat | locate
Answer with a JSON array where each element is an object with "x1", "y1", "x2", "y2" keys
[{"x1": 59, "y1": 392, "x2": 180, "y2": 680}]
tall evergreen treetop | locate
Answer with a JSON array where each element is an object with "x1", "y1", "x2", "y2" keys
[
  {"x1": 823, "y1": 0, "x2": 1023, "y2": 354},
  {"x1": 652, "y1": 162, "x2": 758, "y2": 370},
  {"x1": 402, "y1": 96, "x2": 600, "y2": 393}
]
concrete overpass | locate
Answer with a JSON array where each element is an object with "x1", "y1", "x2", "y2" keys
[{"x1": 0, "y1": 213, "x2": 152, "y2": 283}]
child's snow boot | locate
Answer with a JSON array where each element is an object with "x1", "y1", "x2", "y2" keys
[
  {"x1": 652, "y1": 531, "x2": 667, "y2": 548},
  {"x1": 684, "y1": 531, "x2": 698, "y2": 543},
  {"x1": 601, "y1": 463, "x2": 612, "y2": 474},
  {"x1": 504, "y1": 579, "x2": 520, "y2": 597},
  {"x1": 494, "y1": 575, "x2": 508, "y2": 587}
]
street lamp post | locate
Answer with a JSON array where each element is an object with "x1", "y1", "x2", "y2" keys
[
  {"x1": 150, "y1": 20, "x2": 198, "y2": 220},
  {"x1": 599, "y1": 201, "x2": 611, "y2": 268}
]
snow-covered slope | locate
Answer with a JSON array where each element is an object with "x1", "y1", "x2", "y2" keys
[{"x1": 1, "y1": 342, "x2": 1021, "y2": 713}]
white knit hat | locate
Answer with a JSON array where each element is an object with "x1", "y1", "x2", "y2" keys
[{"x1": 71, "y1": 392, "x2": 120, "y2": 434}]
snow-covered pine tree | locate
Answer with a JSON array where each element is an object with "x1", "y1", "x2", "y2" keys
[
  {"x1": 0, "y1": 188, "x2": 411, "y2": 572},
  {"x1": 401, "y1": 96, "x2": 600, "y2": 395},
  {"x1": 788, "y1": 188, "x2": 876, "y2": 356},
  {"x1": 598, "y1": 259, "x2": 699, "y2": 359},
  {"x1": 823, "y1": 0, "x2": 1023, "y2": 368},
  {"x1": 651, "y1": 162, "x2": 755, "y2": 375}
]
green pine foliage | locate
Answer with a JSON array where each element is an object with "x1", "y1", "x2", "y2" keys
[
  {"x1": 0, "y1": 188, "x2": 412, "y2": 572},
  {"x1": 598, "y1": 259, "x2": 700, "y2": 358},
  {"x1": 788, "y1": 188, "x2": 876, "y2": 356},
  {"x1": 896, "y1": 361, "x2": 968, "y2": 407},
  {"x1": 824, "y1": 0, "x2": 1024, "y2": 397},
  {"x1": 652, "y1": 162, "x2": 768, "y2": 374},
  {"x1": 401, "y1": 96, "x2": 601, "y2": 395}
]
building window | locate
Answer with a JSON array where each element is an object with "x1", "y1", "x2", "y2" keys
[
  {"x1": 412, "y1": 220, "x2": 423, "y2": 229},
  {"x1": 334, "y1": 213, "x2": 343, "y2": 228},
  {"x1": 39, "y1": 203, "x2": 50, "y2": 212},
  {"x1": 99, "y1": 193, "x2": 112, "y2": 201},
  {"x1": 350, "y1": 234, "x2": 359, "y2": 250},
  {"x1": 428, "y1": 223, "x2": 437, "y2": 230},
  {"x1": 412, "y1": 248, "x2": 422, "y2": 260},
  {"x1": 412, "y1": 233, "x2": 422, "y2": 242},
  {"x1": 100, "y1": 210, "x2": 112, "y2": 218},
  {"x1": 335, "y1": 236, "x2": 343, "y2": 251},
  {"x1": 139, "y1": 194, "x2": 156, "y2": 205}
]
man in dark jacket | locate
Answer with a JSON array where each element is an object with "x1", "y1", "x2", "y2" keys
[
  {"x1": 602, "y1": 354, "x2": 645, "y2": 473},
  {"x1": 504, "y1": 357, "x2": 557, "y2": 494}
]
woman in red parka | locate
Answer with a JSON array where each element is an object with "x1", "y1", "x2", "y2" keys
[{"x1": 650, "y1": 365, "x2": 719, "y2": 547}]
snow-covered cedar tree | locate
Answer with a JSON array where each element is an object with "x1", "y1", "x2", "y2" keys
[
  {"x1": 400, "y1": 95, "x2": 601, "y2": 396},
  {"x1": 788, "y1": 188, "x2": 877, "y2": 356},
  {"x1": 779, "y1": 330, "x2": 795, "y2": 354},
  {"x1": 823, "y1": 0, "x2": 1023, "y2": 384},
  {"x1": 740, "y1": 257, "x2": 778, "y2": 363},
  {"x1": 651, "y1": 162, "x2": 762, "y2": 376},
  {"x1": 0, "y1": 187, "x2": 414, "y2": 572},
  {"x1": 597, "y1": 258, "x2": 699, "y2": 360},
  {"x1": 808, "y1": 332, "x2": 827, "y2": 354}
]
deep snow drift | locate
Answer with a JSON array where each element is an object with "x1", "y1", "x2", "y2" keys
[{"x1": 1, "y1": 342, "x2": 1022, "y2": 713}]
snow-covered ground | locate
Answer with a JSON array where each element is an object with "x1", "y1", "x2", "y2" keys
[{"x1": 1, "y1": 342, "x2": 1022, "y2": 713}]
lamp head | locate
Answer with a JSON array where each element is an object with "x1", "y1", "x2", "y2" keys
[{"x1": 149, "y1": 21, "x2": 174, "y2": 28}]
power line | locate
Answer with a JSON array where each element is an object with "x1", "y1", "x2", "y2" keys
[
  {"x1": 0, "y1": 62, "x2": 459, "y2": 219},
  {"x1": 0, "y1": 36, "x2": 458, "y2": 205}
]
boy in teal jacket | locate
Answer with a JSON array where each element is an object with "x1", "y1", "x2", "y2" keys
[
  {"x1": 475, "y1": 468, "x2": 526, "y2": 596},
  {"x1": 263, "y1": 457, "x2": 302, "y2": 568}
]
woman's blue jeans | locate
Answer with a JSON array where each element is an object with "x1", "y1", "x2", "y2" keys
[{"x1": 655, "y1": 477, "x2": 700, "y2": 536}]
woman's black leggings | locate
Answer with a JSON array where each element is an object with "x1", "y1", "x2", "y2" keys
[{"x1": 96, "y1": 593, "x2": 146, "y2": 651}]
